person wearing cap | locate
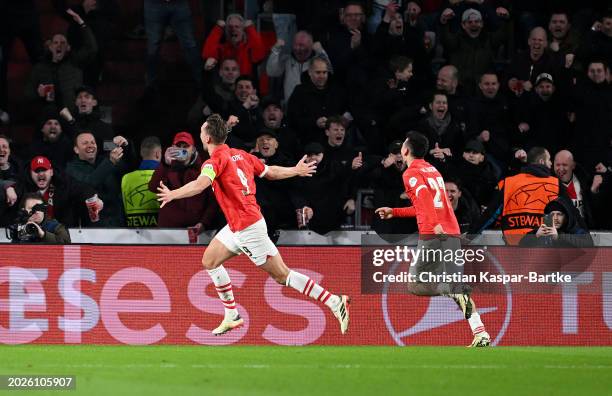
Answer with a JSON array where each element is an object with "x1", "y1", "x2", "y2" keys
[
  {"x1": 148, "y1": 131, "x2": 220, "y2": 231},
  {"x1": 466, "y1": 71, "x2": 511, "y2": 166},
  {"x1": 59, "y1": 85, "x2": 114, "y2": 150},
  {"x1": 27, "y1": 112, "x2": 76, "y2": 169},
  {"x1": 513, "y1": 72, "x2": 570, "y2": 158},
  {"x1": 445, "y1": 139, "x2": 499, "y2": 207},
  {"x1": 260, "y1": 97, "x2": 300, "y2": 160},
  {"x1": 10, "y1": 192, "x2": 71, "y2": 244},
  {"x1": 290, "y1": 141, "x2": 354, "y2": 234},
  {"x1": 66, "y1": 132, "x2": 130, "y2": 226},
  {"x1": 251, "y1": 129, "x2": 295, "y2": 240},
  {"x1": 439, "y1": 6, "x2": 511, "y2": 95},
  {"x1": 266, "y1": 30, "x2": 332, "y2": 105},
  {"x1": 24, "y1": 9, "x2": 98, "y2": 112},
  {"x1": 505, "y1": 27, "x2": 567, "y2": 97},
  {"x1": 14, "y1": 154, "x2": 98, "y2": 228}
]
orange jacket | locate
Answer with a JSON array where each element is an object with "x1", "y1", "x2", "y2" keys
[{"x1": 499, "y1": 172, "x2": 560, "y2": 245}]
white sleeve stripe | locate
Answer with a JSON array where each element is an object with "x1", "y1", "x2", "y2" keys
[
  {"x1": 259, "y1": 165, "x2": 269, "y2": 178},
  {"x1": 415, "y1": 185, "x2": 426, "y2": 197}
]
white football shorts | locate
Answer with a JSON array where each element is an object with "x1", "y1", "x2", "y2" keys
[{"x1": 214, "y1": 218, "x2": 279, "y2": 266}]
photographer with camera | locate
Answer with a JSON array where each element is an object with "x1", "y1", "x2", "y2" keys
[
  {"x1": 7, "y1": 192, "x2": 71, "y2": 243},
  {"x1": 148, "y1": 131, "x2": 220, "y2": 232}
]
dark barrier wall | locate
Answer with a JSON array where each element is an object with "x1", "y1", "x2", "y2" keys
[{"x1": 0, "y1": 245, "x2": 610, "y2": 345}]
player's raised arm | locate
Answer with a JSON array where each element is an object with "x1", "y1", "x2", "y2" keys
[
  {"x1": 264, "y1": 155, "x2": 317, "y2": 180},
  {"x1": 156, "y1": 175, "x2": 212, "y2": 208},
  {"x1": 375, "y1": 206, "x2": 417, "y2": 219}
]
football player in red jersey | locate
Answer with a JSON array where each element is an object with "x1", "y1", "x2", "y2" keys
[
  {"x1": 375, "y1": 131, "x2": 490, "y2": 347},
  {"x1": 157, "y1": 114, "x2": 350, "y2": 335}
]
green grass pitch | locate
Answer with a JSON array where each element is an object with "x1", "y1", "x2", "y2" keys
[{"x1": 0, "y1": 346, "x2": 610, "y2": 396}]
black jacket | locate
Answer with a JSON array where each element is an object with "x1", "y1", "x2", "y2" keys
[
  {"x1": 71, "y1": 109, "x2": 114, "y2": 149},
  {"x1": 16, "y1": 169, "x2": 96, "y2": 228},
  {"x1": 466, "y1": 93, "x2": 512, "y2": 163},
  {"x1": 26, "y1": 134, "x2": 75, "y2": 170},
  {"x1": 520, "y1": 196, "x2": 593, "y2": 248},
  {"x1": 445, "y1": 157, "x2": 498, "y2": 207},
  {"x1": 570, "y1": 79, "x2": 612, "y2": 168},
  {"x1": 513, "y1": 91, "x2": 571, "y2": 155},
  {"x1": 290, "y1": 157, "x2": 351, "y2": 235},
  {"x1": 287, "y1": 75, "x2": 349, "y2": 145}
]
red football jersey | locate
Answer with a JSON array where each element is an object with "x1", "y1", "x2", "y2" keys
[
  {"x1": 200, "y1": 144, "x2": 268, "y2": 232},
  {"x1": 393, "y1": 159, "x2": 460, "y2": 235}
]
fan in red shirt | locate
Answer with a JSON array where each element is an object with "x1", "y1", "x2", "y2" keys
[
  {"x1": 375, "y1": 131, "x2": 490, "y2": 347},
  {"x1": 157, "y1": 114, "x2": 350, "y2": 336}
]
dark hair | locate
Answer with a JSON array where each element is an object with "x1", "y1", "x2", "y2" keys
[
  {"x1": 479, "y1": 70, "x2": 499, "y2": 82},
  {"x1": 603, "y1": 11, "x2": 612, "y2": 21},
  {"x1": 20, "y1": 192, "x2": 44, "y2": 209},
  {"x1": 0, "y1": 134, "x2": 11, "y2": 145},
  {"x1": 549, "y1": 10, "x2": 571, "y2": 23},
  {"x1": 389, "y1": 56, "x2": 413, "y2": 73},
  {"x1": 430, "y1": 91, "x2": 448, "y2": 103},
  {"x1": 444, "y1": 176, "x2": 462, "y2": 190},
  {"x1": 344, "y1": 1, "x2": 365, "y2": 12},
  {"x1": 587, "y1": 58, "x2": 609, "y2": 70},
  {"x1": 527, "y1": 146, "x2": 549, "y2": 164},
  {"x1": 325, "y1": 115, "x2": 345, "y2": 130},
  {"x1": 204, "y1": 114, "x2": 229, "y2": 144},
  {"x1": 404, "y1": 131, "x2": 429, "y2": 158},
  {"x1": 73, "y1": 130, "x2": 95, "y2": 146},
  {"x1": 140, "y1": 136, "x2": 161, "y2": 158},
  {"x1": 235, "y1": 75, "x2": 255, "y2": 87}
]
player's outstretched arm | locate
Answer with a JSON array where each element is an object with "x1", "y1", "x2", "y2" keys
[
  {"x1": 156, "y1": 176, "x2": 212, "y2": 208},
  {"x1": 375, "y1": 207, "x2": 394, "y2": 219},
  {"x1": 376, "y1": 206, "x2": 417, "y2": 218},
  {"x1": 265, "y1": 155, "x2": 317, "y2": 180}
]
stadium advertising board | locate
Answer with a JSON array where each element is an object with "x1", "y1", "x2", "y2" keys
[{"x1": 0, "y1": 245, "x2": 610, "y2": 345}]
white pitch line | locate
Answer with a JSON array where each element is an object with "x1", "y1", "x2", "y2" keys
[{"x1": 15, "y1": 363, "x2": 612, "y2": 370}]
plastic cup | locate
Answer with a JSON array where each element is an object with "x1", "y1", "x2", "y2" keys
[
  {"x1": 85, "y1": 195, "x2": 100, "y2": 222},
  {"x1": 188, "y1": 226, "x2": 198, "y2": 244}
]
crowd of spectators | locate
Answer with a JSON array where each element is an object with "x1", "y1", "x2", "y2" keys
[{"x1": 1, "y1": 0, "x2": 611, "y2": 240}]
